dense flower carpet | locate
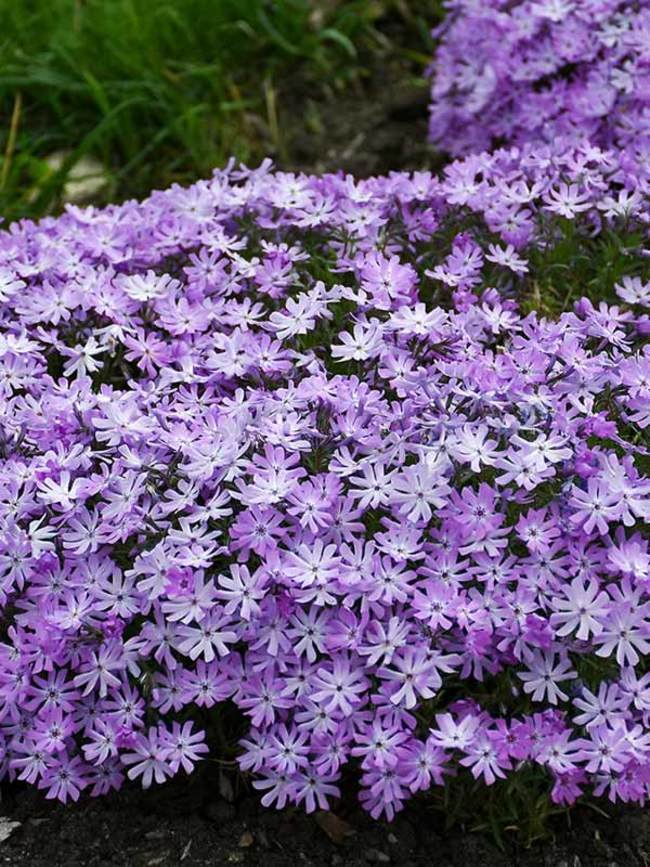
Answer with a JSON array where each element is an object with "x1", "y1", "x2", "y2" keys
[{"x1": 0, "y1": 0, "x2": 648, "y2": 824}]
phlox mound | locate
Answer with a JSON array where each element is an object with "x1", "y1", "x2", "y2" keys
[{"x1": 0, "y1": 146, "x2": 648, "y2": 817}]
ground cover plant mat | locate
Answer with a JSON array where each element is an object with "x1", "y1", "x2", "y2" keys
[
  {"x1": 0, "y1": 145, "x2": 648, "y2": 819},
  {"x1": 0, "y1": 0, "x2": 649, "y2": 858}
]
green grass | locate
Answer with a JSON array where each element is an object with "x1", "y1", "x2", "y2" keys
[{"x1": 0, "y1": 0, "x2": 436, "y2": 222}]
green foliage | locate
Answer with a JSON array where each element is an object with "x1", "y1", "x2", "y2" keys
[{"x1": 0, "y1": 0, "x2": 438, "y2": 222}]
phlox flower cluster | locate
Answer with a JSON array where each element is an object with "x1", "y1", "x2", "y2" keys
[
  {"x1": 428, "y1": 0, "x2": 650, "y2": 162},
  {"x1": 0, "y1": 145, "x2": 648, "y2": 820}
]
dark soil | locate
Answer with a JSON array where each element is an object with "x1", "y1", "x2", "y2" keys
[
  {"x1": 275, "y1": 8, "x2": 441, "y2": 178},
  {"x1": 1, "y1": 778, "x2": 649, "y2": 867},
  {"x1": 281, "y1": 74, "x2": 436, "y2": 178}
]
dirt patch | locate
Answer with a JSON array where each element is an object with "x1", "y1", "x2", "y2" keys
[
  {"x1": 281, "y1": 77, "x2": 435, "y2": 178},
  {"x1": 275, "y1": 10, "x2": 441, "y2": 177},
  {"x1": 1, "y1": 779, "x2": 649, "y2": 867}
]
